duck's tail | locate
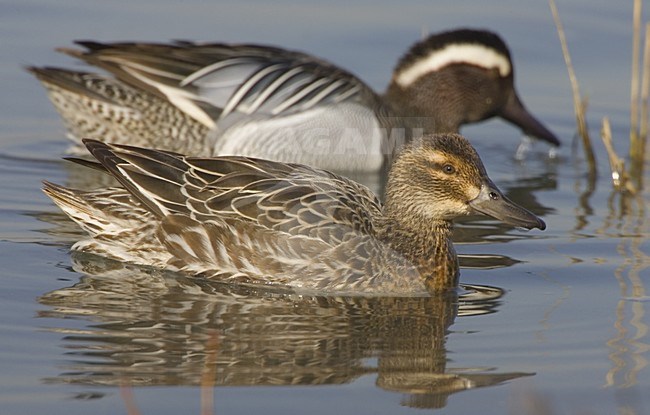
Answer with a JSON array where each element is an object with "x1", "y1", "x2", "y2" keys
[
  {"x1": 28, "y1": 67, "x2": 144, "y2": 152},
  {"x1": 28, "y1": 66, "x2": 210, "y2": 154},
  {"x1": 42, "y1": 181, "x2": 170, "y2": 265}
]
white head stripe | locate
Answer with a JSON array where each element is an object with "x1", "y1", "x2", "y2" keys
[
  {"x1": 395, "y1": 44, "x2": 511, "y2": 87},
  {"x1": 427, "y1": 151, "x2": 448, "y2": 165}
]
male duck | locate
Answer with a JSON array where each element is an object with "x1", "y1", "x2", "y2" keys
[
  {"x1": 43, "y1": 134, "x2": 545, "y2": 294},
  {"x1": 30, "y1": 29, "x2": 559, "y2": 173}
]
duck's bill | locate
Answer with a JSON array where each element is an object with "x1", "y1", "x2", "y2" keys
[
  {"x1": 468, "y1": 182, "x2": 546, "y2": 230},
  {"x1": 500, "y1": 93, "x2": 560, "y2": 147}
]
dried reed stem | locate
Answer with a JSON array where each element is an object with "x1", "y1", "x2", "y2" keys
[
  {"x1": 640, "y1": 23, "x2": 650, "y2": 141},
  {"x1": 630, "y1": 6, "x2": 648, "y2": 188},
  {"x1": 630, "y1": 0, "x2": 642, "y2": 140},
  {"x1": 549, "y1": 0, "x2": 597, "y2": 173},
  {"x1": 602, "y1": 117, "x2": 635, "y2": 194},
  {"x1": 120, "y1": 384, "x2": 142, "y2": 415},
  {"x1": 200, "y1": 330, "x2": 219, "y2": 415}
]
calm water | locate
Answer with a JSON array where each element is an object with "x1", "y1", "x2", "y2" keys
[{"x1": 2, "y1": 1, "x2": 650, "y2": 414}]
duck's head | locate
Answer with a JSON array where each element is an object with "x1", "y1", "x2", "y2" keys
[
  {"x1": 384, "y1": 28, "x2": 560, "y2": 147},
  {"x1": 385, "y1": 133, "x2": 546, "y2": 230}
]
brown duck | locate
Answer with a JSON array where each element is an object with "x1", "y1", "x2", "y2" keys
[{"x1": 43, "y1": 133, "x2": 545, "y2": 295}]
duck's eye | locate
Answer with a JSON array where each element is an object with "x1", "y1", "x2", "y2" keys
[{"x1": 442, "y1": 164, "x2": 455, "y2": 174}]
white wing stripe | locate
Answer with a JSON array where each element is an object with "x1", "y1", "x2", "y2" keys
[
  {"x1": 271, "y1": 77, "x2": 330, "y2": 115},
  {"x1": 219, "y1": 63, "x2": 287, "y2": 118},
  {"x1": 247, "y1": 66, "x2": 306, "y2": 113},
  {"x1": 299, "y1": 78, "x2": 348, "y2": 110},
  {"x1": 181, "y1": 57, "x2": 256, "y2": 87},
  {"x1": 119, "y1": 60, "x2": 184, "y2": 81}
]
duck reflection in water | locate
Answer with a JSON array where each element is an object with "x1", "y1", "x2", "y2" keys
[{"x1": 38, "y1": 254, "x2": 532, "y2": 410}]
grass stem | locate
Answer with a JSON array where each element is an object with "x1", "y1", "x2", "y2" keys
[
  {"x1": 549, "y1": 0, "x2": 597, "y2": 175},
  {"x1": 631, "y1": 0, "x2": 642, "y2": 140},
  {"x1": 630, "y1": 13, "x2": 649, "y2": 189},
  {"x1": 602, "y1": 117, "x2": 636, "y2": 194}
]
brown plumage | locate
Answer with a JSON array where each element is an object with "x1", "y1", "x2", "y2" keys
[{"x1": 43, "y1": 134, "x2": 545, "y2": 294}]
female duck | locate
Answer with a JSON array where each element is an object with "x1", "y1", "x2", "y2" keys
[
  {"x1": 43, "y1": 134, "x2": 545, "y2": 294},
  {"x1": 30, "y1": 29, "x2": 559, "y2": 172}
]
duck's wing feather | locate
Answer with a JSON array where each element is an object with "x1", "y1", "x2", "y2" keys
[
  {"x1": 61, "y1": 41, "x2": 376, "y2": 129},
  {"x1": 157, "y1": 214, "x2": 331, "y2": 286},
  {"x1": 158, "y1": 214, "x2": 425, "y2": 294},
  {"x1": 83, "y1": 139, "x2": 383, "y2": 246}
]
